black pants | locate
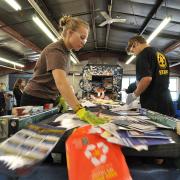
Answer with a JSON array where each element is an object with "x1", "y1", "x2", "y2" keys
[{"x1": 21, "y1": 92, "x2": 55, "y2": 106}]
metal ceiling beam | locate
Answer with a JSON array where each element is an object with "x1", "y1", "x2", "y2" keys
[
  {"x1": 0, "y1": 66, "x2": 16, "y2": 76},
  {"x1": 105, "y1": 0, "x2": 112, "y2": 48},
  {"x1": 168, "y1": 58, "x2": 180, "y2": 63},
  {"x1": 72, "y1": 10, "x2": 180, "y2": 26},
  {"x1": 0, "y1": 60, "x2": 37, "y2": 74},
  {"x1": 139, "y1": 0, "x2": 164, "y2": 35},
  {"x1": 109, "y1": 24, "x2": 139, "y2": 33},
  {"x1": 78, "y1": 51, "x2": 125, "y2": 61},
  {"x1": 107, "y1": 24, "x2": 180, "y2": 40},
  {"x1": 0, "y1": 20, "x2": 41, "y2": 53},
  {"x1": 35, "y1": 0, "x2": 59, "y2": 30},
  {"x1": 164, "y1": 41, "x2": 180, "y2": 68},
  {"x1": 90, "y1": 0, "x2": 97, "y2": 48},
  {"x1": 28, "y1": 0, "x2": 59, "y2": 37},
  {"x1": 71, "y1": 12, "x2": 91, "y2": 17},
  {"x1": 170, "y1": 66, "x2": 180, "y2": 76},
  {"x1": 78, "y1": 48, "x2": 126, "y2": 55},
  {"x1": 164, "y1": 41, "x2": 180, "y2": 53},
  {"x1": 112, "y1": 10, "x2": 180, "y2": 26}
]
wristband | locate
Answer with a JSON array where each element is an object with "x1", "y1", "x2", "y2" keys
[{"x1": 74, "y1": 104, "x2": 84, "y2": 113}]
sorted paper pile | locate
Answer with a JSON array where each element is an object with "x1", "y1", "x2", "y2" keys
[{"x1": 98, "y1": 122, "x2": 174, "y2": 151}]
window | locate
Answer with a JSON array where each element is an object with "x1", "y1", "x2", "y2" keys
[
  {"x1": 129, "y1": 77, "x2": 136, "y2": 84},
  {"x1": 121, "y1": 77, "x2": 130, "y2": 90},
  {"x1": 169, "y1": 77, "x2": 178, "y2": 101},
  {"x1": 121, "y1": 76, "x2": 136, "y2": 102}
]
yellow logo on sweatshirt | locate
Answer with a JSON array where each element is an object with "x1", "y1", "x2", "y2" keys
[
  {"x1": 157, "y1": 52, "x2": 168, "y2": 75},
  {"x1": 157, "y1": 52, "x2": 167, "y2": 69}
]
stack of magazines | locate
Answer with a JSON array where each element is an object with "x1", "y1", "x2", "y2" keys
[
  {"x1": 98, "y1": 122, "x2": 174, "y2": 151},
  {"x1": 0, "y1": 124, "x2": 66, "y2": 171}
]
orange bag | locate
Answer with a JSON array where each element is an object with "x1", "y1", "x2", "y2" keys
[{"x1": 66, "y1": 125, "x2": 132, "y2": 180}]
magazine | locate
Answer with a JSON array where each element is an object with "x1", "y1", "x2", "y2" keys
[
  {"x1": 97, "y1": 123, "x2": 174, "y2": 151},
  {"x1": 127, "y1": 130, "x2": 170, "y2": 139},
  {"x1": 112, "y1": 116, "x2": 157, "y2": 132},
  {"x1": 0, "y1": 124, "x2": 67, "y2": 171},
  {"x1": 116, "y1": 130, "x2": 174, "y2": 148}
]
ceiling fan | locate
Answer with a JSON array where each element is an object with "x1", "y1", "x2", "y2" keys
[{"x1": 99, "y1": 11, "x2": 126, "y2": 27}]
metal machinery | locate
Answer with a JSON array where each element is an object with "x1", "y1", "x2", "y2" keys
[{"x1": 79, "y1": 64, "x2": 123, "y2": 100}]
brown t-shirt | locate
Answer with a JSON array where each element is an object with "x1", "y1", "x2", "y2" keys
[{"x1": 24, "y1": 39, "x2": 70, "y2": 100}]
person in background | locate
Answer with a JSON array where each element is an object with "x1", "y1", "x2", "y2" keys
[
  {"x1": 5, "y1": 93, "x2": 13, "y2": 115},
  {"x1": 0, "y1": 83, "x2": 6, "y2": 116},
  {"x1": 21, "y1": 15, "x2": 108, "y2": 125},
  {"x1": 126, "y1": 35, "x2": 174, "y2": 116},
  {"x1": 95, "y1": 86, "x2": 106, "y2": 99},
  {"x1": 13, "y1": 79, "x2": 26, "y2": 107}
]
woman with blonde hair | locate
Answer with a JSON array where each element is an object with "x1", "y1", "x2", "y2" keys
[
  {"x1": 21, "y1": 15, "x2": 107, "y2": 125},
  {"x1": 13, "y1": 79, "x2": 26, "y2": 107}
]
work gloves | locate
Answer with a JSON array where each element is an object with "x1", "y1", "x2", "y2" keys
[
  {"x1": 76, "y1": 107, "x2": 109, "y2": 125},
  {"x1": 126, "y1": 92, "x2": 137, "y2": 105},
  {"x1": 57, "y1": 96, "x2": 68, "y2": 113},
  {"x1": 56, "y1": 96, "x2": 109, "y2": 125}
]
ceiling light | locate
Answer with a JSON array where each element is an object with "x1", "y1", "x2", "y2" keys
[
  {"x1": 4, "y1": 0, "x2": 21, "y2": 11},
  {"x1": 70, "y1": 55, "x2": 79, "y2": 64},
  {"x1": 28, "y1": 0, "x2": 59, "y2": 37},
  {"x1": 125, "y1": 55, "x2": 136, "y2": 65},
  {"x1": 125, "y1": 16, "x2": 171, "y2": 64},
  {"x1": 32, "y1": 15, "x2": 57, "y2": 42},
  {"x1": 170, "y1": 62, "x2": 180, "y2": 68},
  {"x1": 146, "y1": 16, "x2": 171, "y2": 44},
  {"x1": 0, "y1": 57, "x2": 24, "y2": 67},
  {"x1": 28, "y1": 54, "x2": 40, "y2": 58},
  {"x1": 28, "y1": 0, "x2": 79, "y2": 64}
]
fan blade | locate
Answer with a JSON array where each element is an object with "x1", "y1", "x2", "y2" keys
[
  {"x1": 99, "y1": 20, "x2": 109, "y2": 27},
  {"x1": 100, "y1": 11, "x2": 111, "y2": 20},
  {"x1": 111, "y1": 18, "x2": 126, "y2": 23}
]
